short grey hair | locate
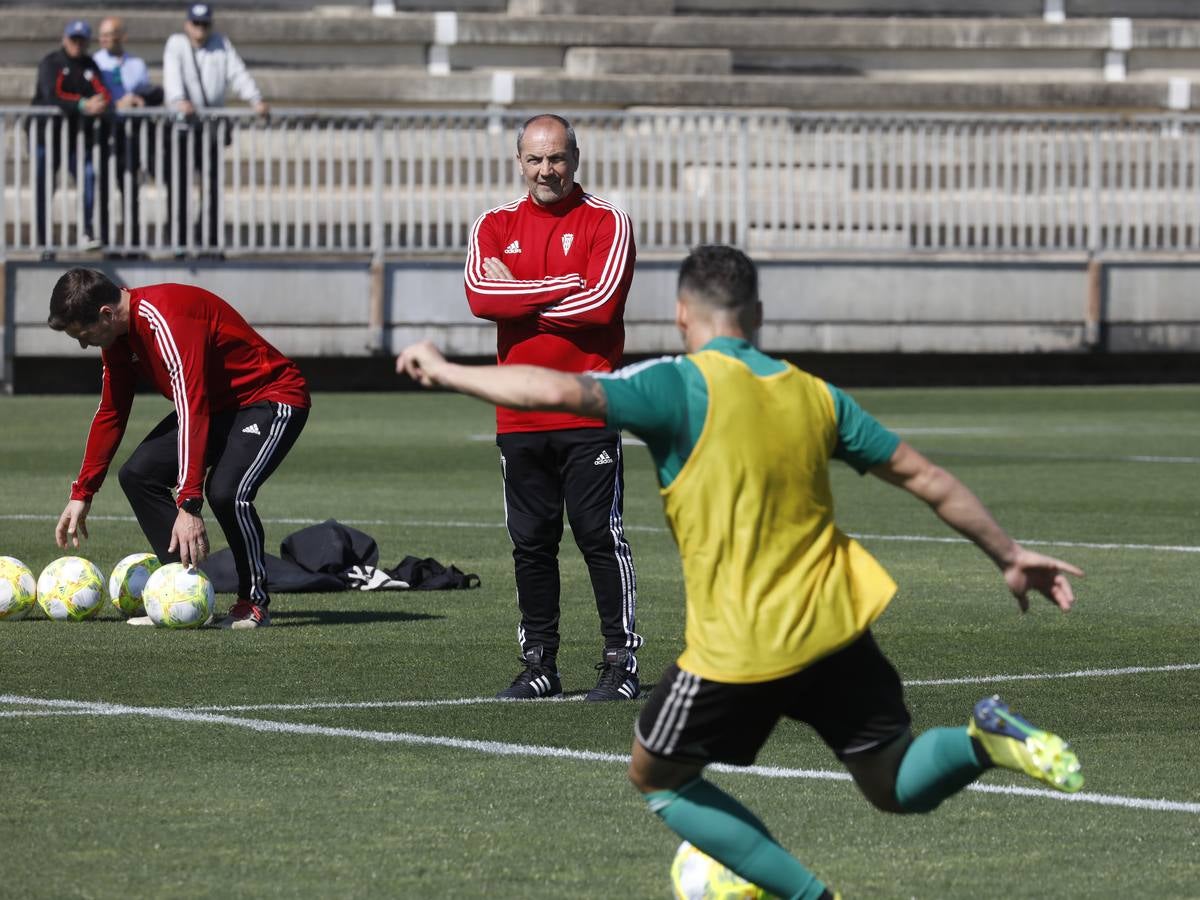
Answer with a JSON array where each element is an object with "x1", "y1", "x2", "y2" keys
[{"x1": 516, "y1": 114, "x2": 577, "y2": 154}]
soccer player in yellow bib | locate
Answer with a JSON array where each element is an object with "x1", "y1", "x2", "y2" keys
[{"x1": 397, "y1": 245, "x2": 1085, "y2": 900}]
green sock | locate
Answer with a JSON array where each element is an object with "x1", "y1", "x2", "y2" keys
[
  {"x1": 895, "y1": 726, "x2": 986, "y2": 813},
  {"x1": 647, "y1": 779, "x2": 828, "y2": 900}
]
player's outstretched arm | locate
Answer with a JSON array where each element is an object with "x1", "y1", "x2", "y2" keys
[
  {"x1": 396, "y1": 340, "x2": 607, "y2": 418},
  {"x1": 870, "y1": 441, "x2": 1083, "y2": 613},
  {"x1": 55, "y1": 499, "x2": 91, "y2": 549}
]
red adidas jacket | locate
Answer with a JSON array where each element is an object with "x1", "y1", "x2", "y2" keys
[
  {"x1": 70, "y1": 283, "x2": 310, "y2": 506},
  {"x1": 464, "y1": 184, "x2": 635, "y2": 433}
]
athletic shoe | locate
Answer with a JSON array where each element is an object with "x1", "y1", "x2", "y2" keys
[
  {"x1": 585, "y1": 648, "x2": 639, "y2": 701},
  {"x1": 217, "y1": 600, "x2": 270, "y2": 630},
  {"x1": 126, "y1": 615, "x2": 154, "y2": 626},
  {"x1": 496, "y1": 645, "x2": 561, "y2": 699},
  {"x1": 80, "y1": 233, "x2": 102, "y2": 251},
  {"x1": 968, "y1": 695, "x2": 1083, "y2": 793}
]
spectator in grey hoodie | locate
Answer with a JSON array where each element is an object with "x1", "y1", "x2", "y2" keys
[{"x1": 162, "y1": 2, "x2": 267, "y2": 254}]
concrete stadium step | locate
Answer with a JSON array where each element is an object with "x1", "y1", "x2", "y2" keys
[
  {"x1": 6, "y1": 11, "x2": 1200, "y2": 63},
  {"x1": 565, "y1": 49, "x2": 733, "y2": 76},
  {"x1": 31, "y1": 0, "x2": 509, "y2": 8},
  {"x1": 21, "y1": 0, "x2": 1200, "y2": 20},
  {"x1": 509, "y1": 0, "x2": 674, "y2": 13},
  {"x1": 10, "y1": 181, "x2": 1188, "y2": 228},
  {"x1": 6, "y1": 116, "x2": 1188, "y2": 170},
  {"x1": 674, "y1": 0, "x2": 1200, "y2": 15},
  {"x1": 1, "y1": 66, "x2": 1187, "y2": 110},
  {"x1": 3, "y1": 9, "x2": 1200, "y2": 111},
  {"x1": 505, "y1": 73, "x2": 1174, "y2": 110}
]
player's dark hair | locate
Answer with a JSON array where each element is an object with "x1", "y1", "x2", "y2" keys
[
  {"x1": 47, "y1": 267, "x2": 121, "y2": 330},
  {"x1": 677, "y1": 245, "x2": 759, "y2": 313},
  {"x1": 516, "y1": 114, "x2": 577, "y2": 155}
]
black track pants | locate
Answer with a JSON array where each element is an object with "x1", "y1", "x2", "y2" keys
[
  {"x1": 118, "y1": 401, "x2": 308, "y2": 606},
  {"x1": 497, "y1": 428, "x2": 641, "y2": 663}
]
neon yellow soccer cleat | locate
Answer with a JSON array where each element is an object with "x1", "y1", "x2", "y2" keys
[{"x1": 968, "y1": 695, "x2": 1084, "y2": 793}]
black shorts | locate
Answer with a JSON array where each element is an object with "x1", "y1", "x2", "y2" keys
[{"x1": 635, "y1": 631, "x2": 911, "y2": 766}]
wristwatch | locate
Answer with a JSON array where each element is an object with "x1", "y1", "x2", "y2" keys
[{"x1": 180, "y1": 497, "x2": 203, "y2": 515}]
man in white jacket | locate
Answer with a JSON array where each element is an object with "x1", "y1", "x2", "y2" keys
[{"x1": 162, "y1": 2, "x2": 267, "y2": 254}]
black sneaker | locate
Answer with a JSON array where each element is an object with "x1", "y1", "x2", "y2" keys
[
  {"x1": 496, "y1": 645, "x2": 562, "y2": 699},
  {"x1": 586, "y1": 648, "x2": 639, "y2": 701}
]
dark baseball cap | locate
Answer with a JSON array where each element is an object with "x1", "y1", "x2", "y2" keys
[
  {"x1": 187, "y1": 3, "x2": 213, "y2": 23},
  {"x1": 64, "y1": 19, "x2": 91, "y2": 40}
]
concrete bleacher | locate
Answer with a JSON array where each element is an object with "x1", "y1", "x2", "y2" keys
[
  {"x1": 1, "y1": 4, "x2": 1200, "y2": 111},
  {"x1": 671, "y1": 1, "x2": 1198, "y2": 15}
]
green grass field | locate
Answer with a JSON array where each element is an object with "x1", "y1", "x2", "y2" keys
[{"x1": 1, "y1": 386, "x2": 1198, "y2": 899}]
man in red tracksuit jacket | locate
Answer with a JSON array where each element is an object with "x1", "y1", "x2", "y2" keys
[
  {"x1": 464, "y1": 113, "x2": 642, "y2": 701},
  {"x1": 49, "y1": 268, "x2": 310, "y2": 629}
]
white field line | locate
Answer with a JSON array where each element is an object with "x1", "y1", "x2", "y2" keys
[
  {"x1": 138, "y1": 661, "x2": 1196, "y2": 712},
  {"x1": 909, "y1": 448, "x2": 1200, "y2": 465},
  {"x1": 192, "y1": 695, "x2": 589, "y2": 712},
  {"x1": 483, "y1": 428, "x2": 1200, "y2": 461},
  {"x1": 468, "y1": 433, "x2": 649, "y2": 447},
  {"x1": 1123, "y1": 455, "x2": 1200, "y2": 463},
  {"x1": 3, "y1": 513, "x2": 1200, "y2": 554},
  {"x1": 0, "y1": 709, "x2": 121, "y2": 718},
  {"x1": 848, "y1": 532, "x2": 1200, "y2": 554},
  {"x1": 903, "y1": 662, "x2": 1200, "y2": 687},
  {"x1": 1, "y1": 693, "x2": 1196, "y2": 816}
]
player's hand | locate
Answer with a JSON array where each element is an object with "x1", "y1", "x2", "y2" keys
[
  {"x1": 176, "y1": 99, "x2": 196, "y2": 117},
  {"x1": 117, "y1": 93, "x2": 144, "y2": 110},
  {"x1": 83, "y1": 94, "x2": 108, "y2": 116},
  {"x1": 396, "y1": 340, "x2": 448, "y2": 387},
  {"x1": 482, "y1": 257, "x2": 515, "y2": 280},
  {"x1": 1002, "y1": 545, "x2": 1083, "y2": 613},
  {"x1": 254, "y1": 100, "x2": 270, "y2": 118},
  {"x1": 55, "y1": 499, "x2": 91, "y2": 549},
  {"x1": 169, "y1": 508, "x2": 210, "y2": 568}
]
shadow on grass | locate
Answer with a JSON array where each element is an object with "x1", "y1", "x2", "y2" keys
[{"x1": 267, "y1": 609, "x2": 445, "y2": 627}]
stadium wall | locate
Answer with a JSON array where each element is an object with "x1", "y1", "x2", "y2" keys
[{"x1": 5, "y1": 256, "x2": 1199, "y2": 392}]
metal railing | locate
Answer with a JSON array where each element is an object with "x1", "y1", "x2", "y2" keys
[{"x1": 4, "y1": 107, "x2": 1200, "y2": 257}]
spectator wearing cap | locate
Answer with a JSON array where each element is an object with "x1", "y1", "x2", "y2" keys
[
  {"x1": 162, "y1": 2, "x2": 268, "y2": 254},
  {"x1": 93, "y1": 16, "x2": 162, "y2": 253},
  {"x1": 32, "y1": 19, "x2": 110, "y2": 257}
]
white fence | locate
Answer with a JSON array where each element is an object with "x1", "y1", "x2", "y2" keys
[{"x1": 4, "y1": 108, "x2": 1200, "y2": 257}]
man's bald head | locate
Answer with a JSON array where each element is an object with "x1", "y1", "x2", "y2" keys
[{"x1": 98, "y1": 17, "x2": 126, "y2": 54}]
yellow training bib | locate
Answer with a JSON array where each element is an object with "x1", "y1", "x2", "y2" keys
[{"x1": 662, "y1": 351, "x2": 897, "y2": 683}]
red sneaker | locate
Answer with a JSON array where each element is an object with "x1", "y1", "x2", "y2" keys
[{"x1": 217, "y1": 599, "x2": 270, "y2": 630}]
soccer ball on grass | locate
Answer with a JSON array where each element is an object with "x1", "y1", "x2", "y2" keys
[
  {"x1": 37, "y1": 556, "x2": 106, "y2": 621},
  {"x1": 671, "y1": 841, "x2": 775, "y2": 900},
  {"x1": 0, "y1": 556, "x2": 37, "y2": 621},
  {"x1": 108, "y1": 552, "x2": 162, "y2": 617},
  {"x1": 143, "y1": 563, "x2": 214, "y2": 629}
]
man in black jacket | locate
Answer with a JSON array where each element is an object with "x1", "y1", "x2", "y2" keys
[{"x1": 32, "y1": 19, "x2": 110, "y2": 258}]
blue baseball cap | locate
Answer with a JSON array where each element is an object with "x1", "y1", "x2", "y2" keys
[
  {"x1": 64, "y1": 19, "x2": 91, "y2": 40},
  {"x1": 188, "y1": 3, "x2": 213, "y2": 22}
]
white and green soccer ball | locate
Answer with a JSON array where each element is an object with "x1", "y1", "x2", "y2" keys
[
  {"x1": 108, "y1": 552, "x2": 162, "y2": 617},
  {"x1": 671, "y1": 841, "x2": 774, "y2": 900},
  {"x1": 37, "y1": 556, "x2": 106, "y2": 621},
  {"x1": 0, "y1": 556, "x2": 37, "y2": 621},
  {"x1": 143, "y1": 563, "x2": 215, "y2": 629}
]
